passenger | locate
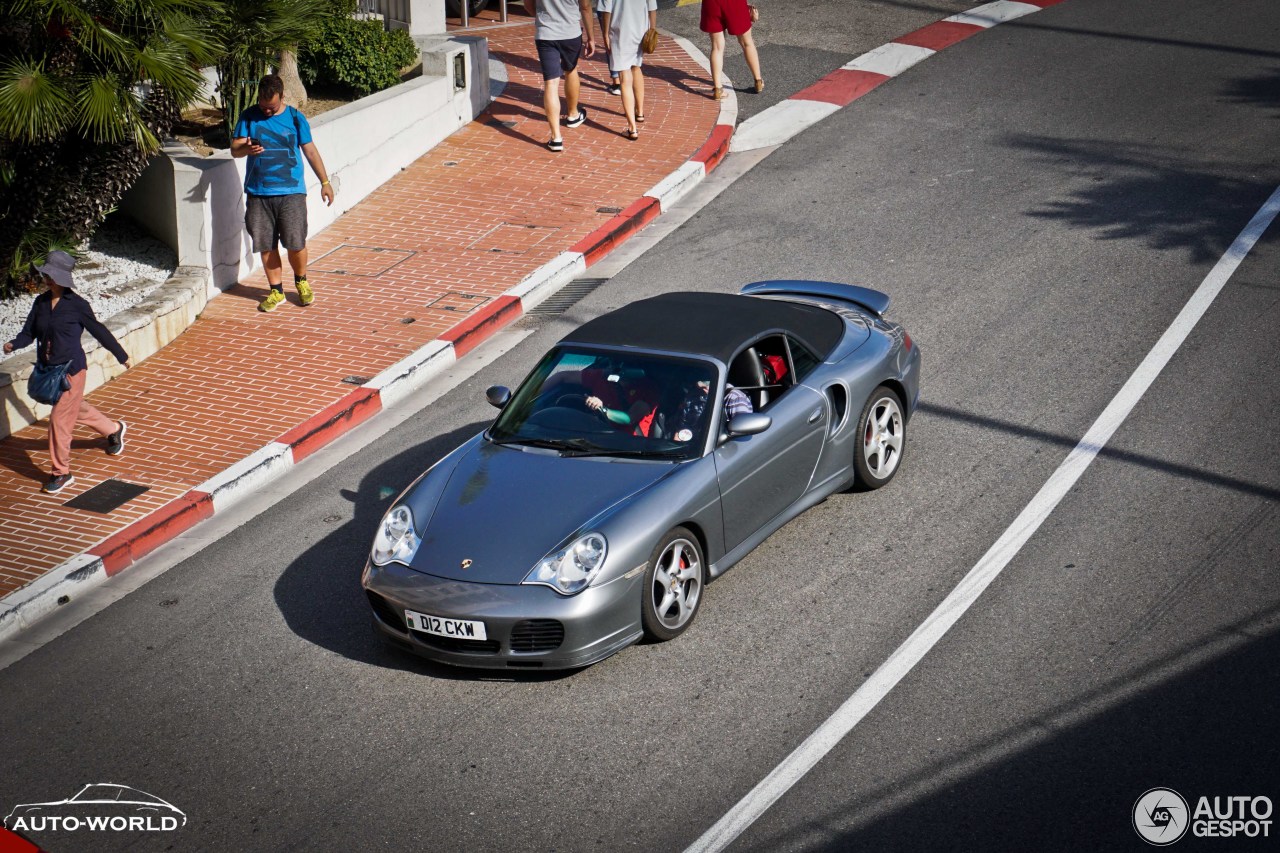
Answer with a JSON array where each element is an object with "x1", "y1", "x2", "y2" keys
[{"x1": 670, "y1": 379, "x2": 751, "y2": 441}]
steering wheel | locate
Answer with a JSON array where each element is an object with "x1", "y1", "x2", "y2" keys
[{"x1": 554, "y1": 392, "x2": 591, "y2": 410}]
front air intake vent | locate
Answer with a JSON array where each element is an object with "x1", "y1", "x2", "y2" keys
[
  {"x1": 510, "y1": 619, "x2": 565, "y2": 652},
  {"x1": 366, "y1": 590, "x2": 405, "y2": 631}
]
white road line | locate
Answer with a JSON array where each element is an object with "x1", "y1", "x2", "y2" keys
[{"x1": 685, "y1": 184, "x2": 1280, "y2": 853}]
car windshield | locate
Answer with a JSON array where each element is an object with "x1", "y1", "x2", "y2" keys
[{"x1": 489, "y1": 347, "x2": 718, "y2": 460}]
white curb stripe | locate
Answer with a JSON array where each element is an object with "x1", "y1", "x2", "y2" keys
[
  {"x1": 731, "y1": 99, "x2": 842, "y2": 152},
  {"x1": 0, "y1": 554, "x2": 107, "y2": 642},
  {"x1": 197, "y1": 442, "x2": 295, "y2": 513},
  {"x1": 945, "y1": 0, "x2": 1042, "y2": 28},
  {"x1": 364, "y1": 340, "x2": 456, "y2": 408},
  {"x1": 647, "y1": 161, "x2": 710, "y2": 212},
  {"x1": 843, "y1": 42, "x2": 937, "y2": 77},
  {"x1": 685, "y1": 185, "x2": 1280, "y2": 853},
  {"x1": 508, "y1": 251, "x2": 588, "y2": 307}
]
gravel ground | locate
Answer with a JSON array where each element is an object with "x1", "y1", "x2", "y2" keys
[{"x1": 0, "y1": 217, "x2": 176, "y2": 360}]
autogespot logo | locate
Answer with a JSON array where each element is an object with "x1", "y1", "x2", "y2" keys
[
  {"x1": 3, "y1": 783, "x2": 186, "y2": 835},
  {"x1": 1134, "y1": 787, "x2": 1190, "y2": 845}
]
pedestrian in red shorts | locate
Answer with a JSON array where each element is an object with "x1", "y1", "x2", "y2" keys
[{"x1": 700, "y1": 0, "x2": 763, "y2": 100}]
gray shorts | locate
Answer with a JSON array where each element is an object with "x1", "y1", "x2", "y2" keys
[{"x1": 245, "y1": 193, "x2": 308, "y2": 253}]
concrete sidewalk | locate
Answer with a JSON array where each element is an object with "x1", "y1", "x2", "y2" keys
[{"x1": 0, "y1": 10, "x2": 731, "y2": 639}]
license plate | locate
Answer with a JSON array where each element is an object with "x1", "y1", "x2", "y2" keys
[{"x1": 405, "y1": 609, "x2": 487, "y2": 641}]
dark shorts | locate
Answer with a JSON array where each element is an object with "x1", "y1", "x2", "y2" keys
[
  {"x1": 245, "y1": 193, "x2": 308, "y2": 253},
  {"x1": 536, "y1": 36, "x2": 583, "y2": 81},
  {"x1": 701, "y1": 0, "x2": 752, "y2": 36}
]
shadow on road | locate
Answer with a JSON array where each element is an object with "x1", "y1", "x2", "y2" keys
[
  {"x1": 917, "y1": 400, "x2": 1280, "y2": 502},
  {"x1": 736, "y1": 608, "x2": 1280, "y2": 852},
  {"x1": 1223, "y1": 67, "x2": 1280, "y2": 117},
  {"x1": 1009, "y1": 135, "x2": 1276, "y2": 265},
  {"x1": 272, "y1": 419, "x2": 573, "y2": 682}
]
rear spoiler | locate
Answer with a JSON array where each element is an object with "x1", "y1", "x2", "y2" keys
[{"x1": 740, "y1": 280, "x2": 891, "y2": 317}]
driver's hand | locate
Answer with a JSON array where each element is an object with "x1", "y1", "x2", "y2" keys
[{"x1": 585, "y1": 396, "x2": 605, "y2": 412}]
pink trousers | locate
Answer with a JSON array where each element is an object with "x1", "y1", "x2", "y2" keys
[{"x1": 49, "y1": 369, "x2": 117, "y2": 476}]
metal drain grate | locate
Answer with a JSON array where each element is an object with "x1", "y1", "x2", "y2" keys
[{"x1": 526, "y1": 278, "x2": 608, "y2": 315}]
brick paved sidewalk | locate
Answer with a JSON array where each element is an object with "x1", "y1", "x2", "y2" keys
[{"x1": 0, "y1": 14, "x2": 720, "y2": 601}]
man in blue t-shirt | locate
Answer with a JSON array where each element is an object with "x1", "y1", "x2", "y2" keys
[{"x1": 231, "y1": 74, "x2": 335, "y2": 313}]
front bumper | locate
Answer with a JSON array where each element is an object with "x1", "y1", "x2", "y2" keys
[{"x1": 362, "y1": 560, "x2": 644, "y2": 670}]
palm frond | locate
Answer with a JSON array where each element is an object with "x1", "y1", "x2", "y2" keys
[{"x1": 0, "y1": 59, "x2": 74, "y2": 142}]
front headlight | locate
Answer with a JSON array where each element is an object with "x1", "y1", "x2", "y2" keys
[
  {"x1": 371, "y1": 505, "x2": 420, "y2": 566},
  {"x1": 523, "y1": 533, "x2": 608, "y2": 595}
]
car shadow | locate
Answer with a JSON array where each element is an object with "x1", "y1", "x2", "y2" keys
[{"x1": 271, "y1": 419, "x2": 576, "y2": 682}]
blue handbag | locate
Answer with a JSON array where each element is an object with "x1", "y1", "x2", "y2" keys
[{"x1": 29, "y1": 360, "x2": 73, "y2": 405}]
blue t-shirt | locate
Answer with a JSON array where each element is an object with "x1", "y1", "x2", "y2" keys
[{"x1": 233, "y1": 105, "x2": 314, "y2": 196}]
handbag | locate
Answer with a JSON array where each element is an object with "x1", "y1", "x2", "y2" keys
[
  {"x1": 748, "y1": 4, "x2": 760, "y2": 22},
  {"x1": 29, "y1": 360, "x2": 72, "y2": 406},
  {"x1": 641, "y1": 27, "x2": 659, "y2": 54}
]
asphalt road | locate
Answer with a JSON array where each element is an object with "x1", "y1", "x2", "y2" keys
[{"x1": 4, "y1": 1, "x2": 1280, "y2": 851}]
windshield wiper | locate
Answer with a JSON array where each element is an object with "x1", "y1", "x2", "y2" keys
[
  {"x1": 491, "y1": 436, "x2": 677, "y2": 459},
  {"x1": 490, "y1": 436, "x2": 602, "y2": 455}
]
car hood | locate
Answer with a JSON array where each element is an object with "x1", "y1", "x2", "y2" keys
[{"x1": 408, "y1": 440, "x2": 672, "y2": 584}]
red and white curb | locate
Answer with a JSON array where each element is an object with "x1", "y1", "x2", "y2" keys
[
  {"x1": 0, "y1": 35, "x2": 737, "y2": 645},
  {"x1": 732, "y1": 0, "x2": 1066, "y2": 152}
]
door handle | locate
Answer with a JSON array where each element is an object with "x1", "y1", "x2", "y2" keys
[{"x1": 808, "y1": 408, "x2": 823, "y2": 424}]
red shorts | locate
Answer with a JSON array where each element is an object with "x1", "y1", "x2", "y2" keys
[{"x1": 700, "y1": 0, "x2": 752, "y2": 36}]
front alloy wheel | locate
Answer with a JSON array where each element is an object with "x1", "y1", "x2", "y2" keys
[
  {"x1": 854, "y1": 386, "x2": 905, "y2": 489},
  {"x1": 641, "y1": 527, "x2": 704, "y2": 642}
]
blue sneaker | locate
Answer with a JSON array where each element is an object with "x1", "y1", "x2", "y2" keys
[{"x1": 43, "y1": 474, "x2": 74, "y2": 494}]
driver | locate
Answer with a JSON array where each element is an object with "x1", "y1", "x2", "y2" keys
[{"x1": 547, "y1": 358, "x2": 660, "y2": 436}]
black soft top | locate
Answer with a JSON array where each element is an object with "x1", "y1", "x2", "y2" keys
[{"x1": 560, "y1": 292, "x2": 844, "y2": 364}]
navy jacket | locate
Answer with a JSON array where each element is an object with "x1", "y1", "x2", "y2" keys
[{"x1": 8, "y1": 290, "x2": 129, "y2": 375}]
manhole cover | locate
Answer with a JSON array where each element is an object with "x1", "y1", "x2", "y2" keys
[
  {"x1": 467, "y1": 223, "x2": 558, "y2": 254},
  {"x1": 313, "y1": 245, "x2": 415, "y2": 277},
  {"x1": 62, "y1": 478, "x2": 150, "y2": 514},
  {"x1": 428, "y1": 292, "x2": 489, "y2": 313}
]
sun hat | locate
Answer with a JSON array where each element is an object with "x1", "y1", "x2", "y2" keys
[{"x1": 35, "y1": 250, "x2": 76, "y2": 288}]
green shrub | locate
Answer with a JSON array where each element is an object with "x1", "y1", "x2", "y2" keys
[{"x1": 300, "y1": 18, "x2": 419, "y2": 98}]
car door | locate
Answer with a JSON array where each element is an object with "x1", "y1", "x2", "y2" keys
[{"x1": 713, "y1": 383, "x2": 828, "y2": 551}]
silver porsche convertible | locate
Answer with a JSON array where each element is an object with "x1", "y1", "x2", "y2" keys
[{"x1": 362, "y1": 281, "x2": 921, "y2": 670}]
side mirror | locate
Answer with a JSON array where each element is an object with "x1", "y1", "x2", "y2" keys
[
  {"x1": 485, "y1": 385, "x2": 511, "y2": 408},
  {"x1": 726, "y1": 412, "x2": 771, "y2": 437}
]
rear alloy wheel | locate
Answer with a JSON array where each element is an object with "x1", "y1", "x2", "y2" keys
[
  {"x1": 641, "y1": 527, "x2": 704, "y2": 641},
  {"x1": 853, "y1": 386, "x2": 905, "y2": 490}
]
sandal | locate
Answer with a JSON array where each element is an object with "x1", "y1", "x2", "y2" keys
[
  {"x1": 547, "y1": 138, "x2": 563, "y2": 152},
  {"x1": 754, "y1": 78, "x2": 765, "y2": 94},
  {"x1": 636, "y1": 113, "x2": 645, "y2": 123},
  {"x1": 625, "y1": 127, "x2": 640, "y2": 140},
  {"x1": 713, "y1": 87, "x2": 724, "y2": 101}
]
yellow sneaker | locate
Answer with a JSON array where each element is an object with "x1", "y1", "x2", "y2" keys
[
  {"x1": 296, "y1": 278, "x2": 314, "y2": 306},
  {"x1": 258, "y1": 289, "x2": 285, "y2": 312}
]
